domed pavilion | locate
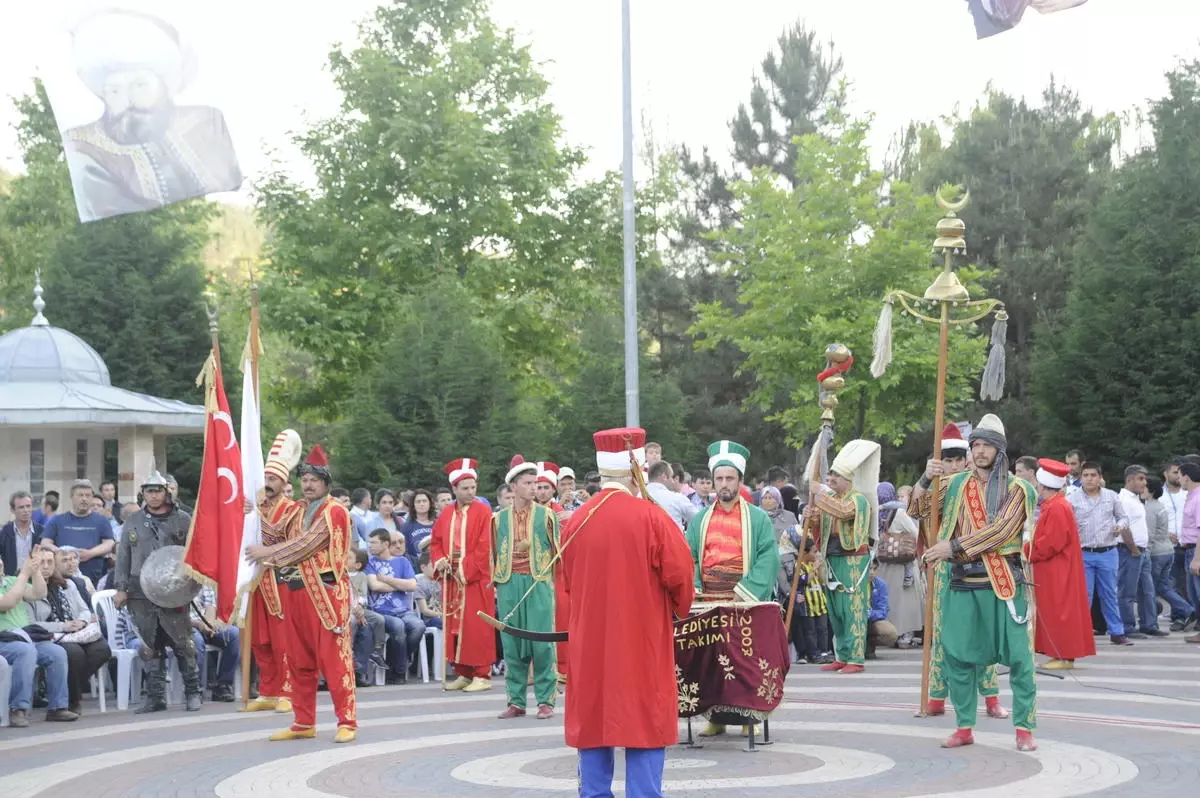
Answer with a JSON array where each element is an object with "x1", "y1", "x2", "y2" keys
[{"x1": 0, "y1": 276, "x2": 205, "y2": 503}]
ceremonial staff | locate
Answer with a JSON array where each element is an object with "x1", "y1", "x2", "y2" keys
[
  {"x1": 868, "y1": 188, "x2": 1008, "y2": 716},
  {"x1": 237, "y1": 261, "x2": 264, "y2": 709},
  {"x1": 784, "y1": 344, "x2": 852, "y2": 639}
]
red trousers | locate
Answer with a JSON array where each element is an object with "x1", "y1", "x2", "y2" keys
[
  {"x1": 251, "y1": 587, "x2": 291, "y2": 699},
  {"x1": 284, "y1": 583, "x2": 357, "y2": 730},
  {"x1": 452, "y1": 658, "x2": 491, "y2": 679}
]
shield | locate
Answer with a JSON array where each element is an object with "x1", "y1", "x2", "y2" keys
[{"x1": 139, "y1": 545, "x2": 203, "y2": 609}]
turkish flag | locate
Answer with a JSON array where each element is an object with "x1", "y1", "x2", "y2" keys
[{"x1": 183, "y1": 352, "x2": 245, "y2": 623}]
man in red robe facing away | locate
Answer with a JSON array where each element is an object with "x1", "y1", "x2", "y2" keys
[
  {"x1": 1027, "y1": 458, "x2": 1095, "y2": 669},
  {"x1": 561, "y1": 427, "x2": 695, "y2": 798},
  {"x1": 430, "y1": 458, "x2": 494, "y2": 692}
]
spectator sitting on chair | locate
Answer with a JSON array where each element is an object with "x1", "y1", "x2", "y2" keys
[
  {"x1": 416, "y1": 552, "x2": 443, "y2": 630},
  {"x1": 190, "y1": 585, "x2": 239, "y2": 702},
  {"x1": 347, "y1": 547, "x2": 386, "y2": 687},
  {"x1": 54, "y1": 546, "x2": 95, "y2": 602},
  {"x1": 866, "y1": 560, "x2": 898, "y2": 659},
  {"x1": 0, "y1": 547, "x2": 78, "y2": 727},
  {"x1": 365, "y1": 529, "x2": 426, "y2": 683},
  {"x1": 26, "y1": 548, "x2": 111, "y2": 716}
]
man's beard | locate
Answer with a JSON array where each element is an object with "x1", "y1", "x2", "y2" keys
[
  {"x1": 716, "y1": 487, "x2": 737, "y2": 503},
  {"x1": 103, "y1": 103, "x2": 172, "y2": 144}
]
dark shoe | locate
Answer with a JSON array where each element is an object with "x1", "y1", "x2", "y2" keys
[
  {"x1": 1170, "y1": 620, "x2": 1188, "y2": 632},
  {"x1": 536, "y1": 704, "x2": 555, "y2": 720},
  {"x1": 68, "y1": 703, "x2": 82, "y2": 717},
  {"x1": 865, "y1": 648, "x2": 878, "y2": 660},
  {"x1": 1093, "y1": 629, "x2": 1105, "y2": 636},
  {"x1": 356, "y1": 673, "x2": 372, "y2": 688},
  {"x1": 369, "y1": 650, "x2": 387, "y2": 669},
  {"x1": 1141, "y1": 628, "x2": 1170, "y2": 637},
  {"x1": 385, "y1": 673, "x2": 407, "y2": 686},
  {"x1": 9, "y1": 709, "x2": 29, "y2": 728},
  {"x1": 1110, "y1": 635, "x2": 1134, "y2": 646},
  {"x1": 1125, "y1": 631, "x2": 1148, "y2": 640},
  {"x1": 794, "y1": 657, "x2": 809, "y2": 665},
  {"x1": 211, "y1": 684, "x2": 235, "y2": 702},
  {"x1": 45, "y1": 708, "x2": 79, "y2": 722},
  {"x1": 497, "y1": 704, "x2": 526, "y2": 719},
  {"x1": 136, "y1": 699, "x2": 168, "y2": 714}
]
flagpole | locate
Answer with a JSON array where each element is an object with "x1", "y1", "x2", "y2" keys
[{"x1": 238, "y1": 268, "x2": 263, "y2": 709}]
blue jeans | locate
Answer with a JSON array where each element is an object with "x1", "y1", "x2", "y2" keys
[
  {"x1": 1119, "y1": 547, "x2": 1158, "y2": 632},
  {"x1": 1083, "y1": 548, "x2": 1123, "y2": 636},
  {"x1": 191, "y1": 627, "x2": 240, "y2": 686},
  {"x1": 1186, "y1": 548, "x2": 1200, "y2": 616},
  {"x1": 381, "y1": 611, "x2": 426, "y2": 674},
  {"x1": 0, "y1": 639, "x2": 70, "y2": 711},
  {"x1": 578, "y1": 747, "x2": 665, "y2": 798},
  {"x1": 1150, "y1": 553, "x2": 1194, "y2": 619}
]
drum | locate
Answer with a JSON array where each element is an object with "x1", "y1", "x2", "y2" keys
[{"x1": 673, "y1": 601, "x2": 790, "y2": 722}]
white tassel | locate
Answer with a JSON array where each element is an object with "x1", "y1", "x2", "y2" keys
[
  {"x1": 870, "y1": 300, "x2": 894, "y2": 378},
  {"x1": 979, "y1": 313, "x2": 1008, "y2": 401}
]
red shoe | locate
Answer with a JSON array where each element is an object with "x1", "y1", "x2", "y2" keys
[
  {"x1": 837, "y1": 664, "x2": 865, "y2": 674},
  {"x1": 985, "y1": 696, "x2": 1010, "y2": 719},
  {"x1": 497, "y1": 705, "x2": 526, "y2": 719},
  {"x1": 535, "y1": 704, "x2": 555, "y2": 720},
  {"x1": 1015, "y1": 729, "x2": 1037, "y2": 752},
  {"x1": 819, "y1": 661, "x2": 847, "y2": 672},
  {"x1": 941, "y1": 728, "x2": 975, "y2": 748},
  {"x1": 926, "y1": 699, "x2": 946, "y2": 716}
]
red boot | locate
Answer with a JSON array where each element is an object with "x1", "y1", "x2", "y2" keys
[
  {"x1": 819, "y1": 661, "x2": 847, "y2": 672},
  {"x1": 941, "y1": 728, "x2": 975, "y2": 748},
  {"x1": 926, "y1": 699, "x2": 946, "y2": 716},
  {"x1": 1015, "y1": 729, "x2": 1037, "y2": 752},
  {"x1": 985, "y1": 696, "x2": 1010, "y2": 719},
  {"x1": 837, "y1": 664, "x2": 865, "y2": 674}
]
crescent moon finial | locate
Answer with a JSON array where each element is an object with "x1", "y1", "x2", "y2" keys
[{"x1": 936, "y1": 185, "x2": 970, "y2": 215}]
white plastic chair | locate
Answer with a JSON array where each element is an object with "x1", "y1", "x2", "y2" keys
[
  {"x1": 92, "y1": 589, "x2": 138, "y2": 711},
  {"x1": 418, "y1": 627, "x2": 444, "y2": 684},
  {"x1": 0, "y1": 655, "x2": 11, "y2": 727}
]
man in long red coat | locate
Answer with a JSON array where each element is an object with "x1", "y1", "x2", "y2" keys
[
  {"x1": 430, "y1": 458, "x2": 494, "y2": 692},
  {"x1": 1027, "y1": 458, "x2": 1095, "y2": 669},
  {"x1": 561, "y1": 427, "x2": 695, "y2": 798}
]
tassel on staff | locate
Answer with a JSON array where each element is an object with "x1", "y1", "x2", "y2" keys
[
  {"x1": 979, "y1": 310, "x2": 1008, "y2": 401},
  {"x1": 870, "y1": 299, "x2": 894, "y2": 379}
]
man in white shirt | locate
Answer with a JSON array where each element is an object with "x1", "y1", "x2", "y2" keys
[
  {"x1": 644, "y1": 462, "x2": 698, "y2": 532},
  {"x1": 1161, "y1": 458, "x2": 1194, "y2": 630},
  {"x1": 1118, "y1": 465, "x2": 1166, "y2": 637}
]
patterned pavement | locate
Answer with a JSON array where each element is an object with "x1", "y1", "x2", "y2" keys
[{"x1": 1, "y1": 637, "x2": 1197, "y2": 797}]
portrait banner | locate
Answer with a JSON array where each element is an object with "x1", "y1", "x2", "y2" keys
[
  {"x1": 673, "y1": 602, "x2": 790, "y2": 721},
  {"x1": 38, "y1": 3, "x2": 243, "y2": 223}
]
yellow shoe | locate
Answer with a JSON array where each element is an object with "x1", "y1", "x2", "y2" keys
[
  {"x1": 1042, "y1": 659, "x2": 1075, "y2": 670},
  {"x1": 333, "y1": 727, "x2": 357, "y2": 744},
  {"x1": 462, "y1": 677, "x2": 492, "y2": 693},
  {"x1": 698, "y1": 722, "x2": 726, "y2": 738},
  {"x1": 240, "y1": 697, "x2": 277, "y2": 712},
  {"x1": 445, "y1": 676, "x2": 472, "y2": 691},
  {"x1": 275, "y1": 698, "x2": 293, "y2": 713},
  {"x1": 269, "y1": 726, "x2": 316, "y2": 741}
]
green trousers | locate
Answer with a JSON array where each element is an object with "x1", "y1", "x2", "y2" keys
[
  {"x1": 496, "y1": 573, "x2": 558, "y2": 709},
  {"x1": 929, "y1": 562, "x2": 999, "y2": 700},
  {"x1": 940, "y1": 582, "x2": 1037, "y2": 731},
  {"x1": 826, "y1": 554, "x2": 870, "y2": 666}
]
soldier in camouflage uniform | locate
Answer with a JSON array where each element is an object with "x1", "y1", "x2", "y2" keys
[{"x1": 114, "y1": 466, "x2": 202, "y2": 713}]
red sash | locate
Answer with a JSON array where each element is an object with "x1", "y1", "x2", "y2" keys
[{"x1": 962, "y1": 478, "x2": 1017, "y2": 601}]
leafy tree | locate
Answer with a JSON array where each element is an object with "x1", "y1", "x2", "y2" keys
[
  {"x1": 694, "y1": 114, "x2": 987, "y2": 448},
  {"x1": 1035, "y1": 62, "x2": 1200, "y2": 467}
]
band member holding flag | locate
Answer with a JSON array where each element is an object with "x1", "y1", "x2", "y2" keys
[
  {"x1": 241, "y1": 430, "x2": 303, "y2": 713},
  {"x1": 430, "y1": 458, "x2": 494, "y2": 693},
  {"x1": 246, "y1": 446, "x2": 358, "y2": 743},
  {"x1": 561, "y1": 427, "x2": 695, "y2": 798}
]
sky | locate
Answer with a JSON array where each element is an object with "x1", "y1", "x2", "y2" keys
[{"x1": 0, "y1": 1, "x2": 1197, "y2": 201}]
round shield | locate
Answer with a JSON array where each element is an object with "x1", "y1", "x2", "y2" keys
[{"x1": 139, "y1": 545, "x2": 202, "y2": 609}]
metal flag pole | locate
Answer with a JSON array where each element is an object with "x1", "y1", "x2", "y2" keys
[
  {"x1": 869, "y1": 188, "x2": 1008, "y2": 717},
  {"x1": 621, "y1": 0, "x2": 639, "y2": 426}
]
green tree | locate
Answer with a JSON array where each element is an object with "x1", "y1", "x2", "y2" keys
[
  {"x1": 694, "y1": 114, "x2": 987, "y2": 448},
  {"x1": 1035, "y1": 62, "x2": 1200, "y2": 467}
]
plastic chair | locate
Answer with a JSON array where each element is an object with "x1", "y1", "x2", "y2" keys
[
  {"x1": 418, "y1": 627, "x2": 444, "y2": 684},
  {"x1": 92, "y1": 589, "x2": 138, "y2": 711},
  {"x1": 0, "y1": 655, "x2": 11, "y2": 727}
]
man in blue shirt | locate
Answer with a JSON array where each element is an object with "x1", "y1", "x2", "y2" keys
[
  {"x1": 866, "y1": 560, "x2": 898, "y2": 659},
  {"x1": 364, "y1": 529, "x2": 426, "y2": 683},
  {"x1": 42, "y1": 480, "x2": 114, "y2": 584}
]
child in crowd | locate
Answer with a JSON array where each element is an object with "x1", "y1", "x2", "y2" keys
[
  {"x1": 415, "y1": 552, "x2": 443, "y2": 630},
  {"x1": 347, "y1": 548, "x2": 387, "y2": 686}
]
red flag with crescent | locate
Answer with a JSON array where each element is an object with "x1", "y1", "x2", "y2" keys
[{"x1": 183, "y1": 351, "x2": 246, "y2": 622}]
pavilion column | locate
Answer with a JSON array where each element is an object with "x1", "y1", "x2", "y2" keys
[
  {"x1": 154, "y1": 435, "x2": 168, "y2": 476},
  {"x1": 117, "y1": 425, "x2": 156, "y2": 501}
]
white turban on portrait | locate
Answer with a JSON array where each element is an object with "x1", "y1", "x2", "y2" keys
[{"x1": 70, "y1": 9, "x2": 197, "y2": 98}]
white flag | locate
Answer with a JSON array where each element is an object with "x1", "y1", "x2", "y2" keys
[{"x1": 234, "y1": 359, "x2": 264, "y2": 624}]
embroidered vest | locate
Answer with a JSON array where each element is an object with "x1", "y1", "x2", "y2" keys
[{"x1": 492, "y1": 504, "x2": 556, "y2": 584}]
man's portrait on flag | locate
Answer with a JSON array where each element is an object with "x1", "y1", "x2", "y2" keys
[{"x1": 50, "y1": 7, "x2": 242, "y2": 223}]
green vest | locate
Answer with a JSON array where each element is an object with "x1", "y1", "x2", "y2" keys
[{"x1": 492, "y1": 504, "x2": 558, "y2": 584}]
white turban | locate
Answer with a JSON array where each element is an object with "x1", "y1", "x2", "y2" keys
[{"x1": 71, "y1": 10, "x2": 196, "y2": 98}]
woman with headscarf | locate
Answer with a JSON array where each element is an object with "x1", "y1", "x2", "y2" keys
[
  {"x1": 874, "y1": 482, "x2": 924, "y2": 647},
  {"x1": 760, "y1": 487, "x2": 799, "y2": 541}
]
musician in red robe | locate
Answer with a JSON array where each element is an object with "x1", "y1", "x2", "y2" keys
[
  {"x1": 1027, "y1": 458, "x2": 1096, "y2": 669},
  {"x1": 561, "y1": 427, "x2": 695, "y2": 798},
  {"x1": 430, "y1": 458, "x2": 494, "y2": 692}
]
